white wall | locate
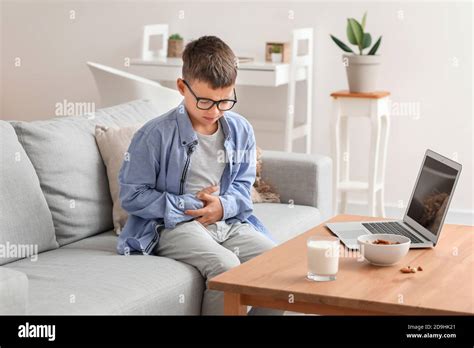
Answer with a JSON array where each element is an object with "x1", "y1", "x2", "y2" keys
[{"x1": 1, "y1": 1, "x2": 472, "y2": 221}]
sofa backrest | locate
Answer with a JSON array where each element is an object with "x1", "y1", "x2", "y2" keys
[
  {"x1": 9, "y1": 99, "x2": 162, "y2": 246},
  {"x1": 0, "y1": 121, "x2": 59, "y2": 265}
]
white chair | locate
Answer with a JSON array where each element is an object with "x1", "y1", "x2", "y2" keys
[
  {"x1": 87, "y1": 62, "x2": 183, "y2": 114},
  {"x1": 285, "y1": 28, "x2": 314, "y2": 153}
]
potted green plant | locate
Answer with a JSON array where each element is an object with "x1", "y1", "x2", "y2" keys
[
  {"x1": 167, "y1": 33, "x2": 184, "y2": 58},
  {"x1": 271, "y1": 45, "x2": 283, "y2": 63},
  {"x1": 330, "y1": 12, "x2": 382, "y2": 93}
]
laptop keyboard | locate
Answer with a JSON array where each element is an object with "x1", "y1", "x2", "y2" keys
[{"x1": 361, "y1": 222, "x2": 425, "y2": 244}]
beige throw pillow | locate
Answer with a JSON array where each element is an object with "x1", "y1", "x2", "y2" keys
[
  {"x1": 95, "y1": 124, "x2": 143, "y2": 235},
  {"x1": 95, "y1": 125, "x2": 280, "y2": 235},
  {"x1": 251, "y1": 146, "x2": 281, "y2": 203}
]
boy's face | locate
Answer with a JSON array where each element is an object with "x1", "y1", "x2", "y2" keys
[{"x1": 177, "y1": 78, "x2": 235, "y2": 130}]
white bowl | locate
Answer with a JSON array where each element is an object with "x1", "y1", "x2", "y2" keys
[{"x1": 357, "y1": 234, "x2": 411, "y2": 266}]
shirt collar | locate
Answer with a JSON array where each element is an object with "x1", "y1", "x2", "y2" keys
[{"x1": 176, "y1": 101, "x2": 232, "y2": 146}]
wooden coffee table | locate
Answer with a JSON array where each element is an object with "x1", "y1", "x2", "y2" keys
[{"x1": 208, "y1": 214, "x2": 474, "y2": 315}]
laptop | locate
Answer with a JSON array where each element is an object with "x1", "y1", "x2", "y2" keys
[{"x1": 326, "y1": 149, "x2": 462, "y2": 250}]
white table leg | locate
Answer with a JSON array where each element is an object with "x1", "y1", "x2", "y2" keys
[
  {"x1": 331, "y1": 99, "x2": 341, "y2": 215},
  {"x1": 377, "y1": 111, "x2": 390, "y2": 217},
  {"x1": 369, "y1": 101, "x2": 381, "y2": 217},
  {"x1": 377, "y1": 188, "x2": 385, "y2": 217},
  {"x1": 340, "y1": 116, "x2": 350, "y2": 213}
]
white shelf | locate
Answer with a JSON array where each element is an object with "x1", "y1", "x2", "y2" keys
[{"x1": 130, "y1": 58, "x2": 308, "y2": 87}]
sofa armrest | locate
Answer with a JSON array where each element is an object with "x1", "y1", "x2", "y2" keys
[
  {"x1": 0, "y1": 267, "x2": 28, "y2": 314},
  {"x1": 260, "y1": 150, "x2": 333, "y2": 220}
]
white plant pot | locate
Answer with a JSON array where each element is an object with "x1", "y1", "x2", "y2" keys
[
  {"x1": 343, "y1": 54, "x2": 381, "y2": 93},
  {"x1": 271, "y1": 53, "x2": 282, "y2": 63}
]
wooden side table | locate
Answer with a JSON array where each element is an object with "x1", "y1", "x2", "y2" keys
[
  {"x1": 330, "y1": 90, "x2": 391, "y2": 217},
  {"x1": 209, "y1": 215, "x2": 474, "y2": 316}
]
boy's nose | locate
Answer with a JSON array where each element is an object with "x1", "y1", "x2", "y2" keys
[{"x1": 208, "y1": 104, "x2": 221, "y2": 116}]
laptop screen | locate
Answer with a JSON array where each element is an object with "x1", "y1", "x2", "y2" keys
[{"x1": 406, "y1": 156, "x2": 458, "y2": 236}]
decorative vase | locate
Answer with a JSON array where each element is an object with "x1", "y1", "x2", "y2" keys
[
  {"x1": 343, "y1": 54, "x2": 381, "y2": 93},
  {"x1": 167, "y1": 39, "x2": 184, "y2": 58},
  {"x1": 271, "y1": 53, "x2": 282, "y2": 63}
]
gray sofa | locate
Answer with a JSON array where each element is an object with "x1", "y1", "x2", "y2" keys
[{"x1": 0, "y1": 100, "x2": 332, "y2": 315}]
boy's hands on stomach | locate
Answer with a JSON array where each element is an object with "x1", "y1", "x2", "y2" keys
[{"x1": 185, "y1": 185, "x2": 224, "y2": 226}]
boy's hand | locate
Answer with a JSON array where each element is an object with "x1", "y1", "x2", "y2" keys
[
  {"x1": 185, "y1": 193, "x2": 223, "y2": 226},
  {"x1": 196, "y1": 185, "x2": 219, "y2": 197}
]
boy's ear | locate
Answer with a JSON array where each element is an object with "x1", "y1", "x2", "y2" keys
[{"x1": 176, "y1": 78, "x2": 186, "y2": 96}]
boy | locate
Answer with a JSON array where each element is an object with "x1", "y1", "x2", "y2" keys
[{"x1": 117, "y1": 36, "x2": 280, "y2": 315}]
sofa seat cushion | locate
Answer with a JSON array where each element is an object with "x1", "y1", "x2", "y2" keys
[
  {"x1": 4, "y1": 230, "x2": 205, "y2": 315},
  {"x1": 254, "y1": 203, "x2": 322, "y2": 244},
  {"x1": 0, "y1": 121, "x2": 58, "y2": 265}
]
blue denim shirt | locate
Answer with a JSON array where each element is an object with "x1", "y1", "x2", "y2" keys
[{"x1": 116, "y1": 102, "x2": 273, "y2": 255}]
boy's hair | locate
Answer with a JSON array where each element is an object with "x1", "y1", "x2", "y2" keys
[{"x1": 182, "y1": 36, "x2": 237, "y2": 89}]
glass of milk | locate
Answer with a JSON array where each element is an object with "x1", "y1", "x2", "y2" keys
[{"x1": 307, "y1": 235, "x2": 340, "y2": 281}]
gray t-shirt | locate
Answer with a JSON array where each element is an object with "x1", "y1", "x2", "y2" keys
[{"x1": 185, "y1": 121, "x2": 226, "y2": 196}]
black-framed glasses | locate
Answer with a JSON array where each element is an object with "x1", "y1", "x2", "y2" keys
[{"x1": 182, "y1": 79, "x2": 237, "y2": 111}]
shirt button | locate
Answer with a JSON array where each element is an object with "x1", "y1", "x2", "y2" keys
[{"x1": 179, "y1": 200, "x2": 184, "y2": 209}]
